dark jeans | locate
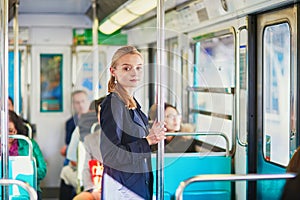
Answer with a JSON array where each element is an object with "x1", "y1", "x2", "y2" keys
[
  {"x1": 59, "y1": 179, "x2": 76, "y2": 200},
  {"x1": 37, "y1": 191, "x2": 42, "y2": 200}
]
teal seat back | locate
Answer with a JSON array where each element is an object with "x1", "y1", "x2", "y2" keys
[
  {"x1": 152, "y1": 153, "x2": 231, "y2": 199},
  {"x1": 0, "y1": 135, "x2": 37, "y2": 199}
]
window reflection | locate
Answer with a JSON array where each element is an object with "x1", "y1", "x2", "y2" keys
[{"x1": 263, "y1": 23, "x2": 290, "y2": 166}]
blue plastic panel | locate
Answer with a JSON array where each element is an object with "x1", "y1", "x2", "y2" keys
[{"x1": 152, "y1": 153, "x2": 231, "y2": 199}]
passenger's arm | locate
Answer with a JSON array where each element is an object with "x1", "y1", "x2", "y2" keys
[
  {"x1": 82, "y1": 138, "x2": 95, "y2": 191},
  {"x1": 31, "y1": 139, "x2": 47, "y2": 181},
  {"x1": 100, "y1": 98, "x2": 150, "y2": 170},
  {"x1": 66, "y1": 127, "x2": 80, "y2": 163}
]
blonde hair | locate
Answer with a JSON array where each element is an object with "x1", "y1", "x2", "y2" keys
[{"x1": 108, "y1": 46, "x2": 143, "y2": 109}]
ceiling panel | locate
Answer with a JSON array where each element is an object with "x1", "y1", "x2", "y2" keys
[
  {"x1": 9, "y1": 0, "x2": 129, "y2": 24},
  {"x1": 85, "y1": 0, "x2": 128, "y2": 22},
  {"x1": 18, "y1": 0, "x2": 91, "y2": 14}
]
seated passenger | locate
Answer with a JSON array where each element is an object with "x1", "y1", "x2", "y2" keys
[
  {"x1": 59, "y1": 90, "x2": 90, "y2": 200},
  {"x1": 149, "y1": 103, "x2": 197, "y2": 153},
  {"x1": 8, "y1": 96, "x2": 36, "y2": 137},
  {"x1": 59, "y1": 100, "x2": 98, "y2": 200},
  {"x1": 60, "y1": 90, "x2": 90, "y2": 166},
  {"x1": 281, "y1": 146, "x2": 300, "y2": 200},
  {"x1": 73, "y1": 97, "x2": 105, "y2": 200},
  {"x1": 7, "y1": 110, "x2": 47, "y2": 200}
]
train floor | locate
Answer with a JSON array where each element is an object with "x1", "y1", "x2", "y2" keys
[{"x1": 42, "y1": 187, "x2": 59, "y2": 200}]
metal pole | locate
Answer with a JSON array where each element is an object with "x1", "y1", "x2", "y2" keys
[
  {"x1": 156, "y1": 0, "x2": 165, "y2": 199},
  {"x1": 13, "y1": 1, "x2": 20, "y2": 114},
  {"x1": 25, "y1": 45, "x2": 32, "y2": 120},
  {"x1": 1, "y1": 0, "x2": 10, "y2": 199},
  {"x1": 92, "y1": 0, "x2": 99, "y2": 99}
]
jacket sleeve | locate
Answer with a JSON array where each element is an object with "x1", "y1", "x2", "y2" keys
[
  {"x1": 66, "y1": 127, "x2": 80, "y2": 162},
  {"x1": 82, "y1": 137, "x2": 95, "y2": 191},
  {"x1": 100, "y1": 96, "x2": 150, "y2": 170},
  {"x1": 31, "y1": 139, "x2": 47, "y2": 181}
]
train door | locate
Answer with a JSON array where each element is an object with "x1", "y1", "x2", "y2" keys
[
  {"x1": 252, "y1": 5, "x2": 299, "y2": 199},
  {"x1": 188, "y1": 17, "x2": 249, "y2": 199},
  {"x1": 30, "y1": 45, "x2": 72, "y2": 187},
  {"x1": 7, "y1": 45, "x2": 30, "y2": 116}
]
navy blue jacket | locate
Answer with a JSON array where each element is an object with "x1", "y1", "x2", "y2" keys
[
  {"x1": 65, "y1": 114, "x2": 78, "y2": 145},
  {"x1": 100, "y1": 93, "x2": 153, "y2": 199}
]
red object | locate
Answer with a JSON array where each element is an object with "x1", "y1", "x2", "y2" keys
[{"x1": 88, "y1": 159, "x2": 103, "y2": 188}]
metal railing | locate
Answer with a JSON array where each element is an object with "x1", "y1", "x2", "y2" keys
[
  {"x1": 175, "y1": 173, "x2": 296, "y2": 200},
  {"x1": 0, "y1": 135, "x2": 33, "y2": 159},
  {"x1": 0, "y1": 179, "x2": 37, "y2": 199},
  {"x1": 23, "y1": 123, "x2": 32, "y2": 139},
  {"x1": 9, "y1": 134, "x2": 33, "y2": 159},
  {"x1": 166, "y1": 131, "x2": 230, "y2": 156},
  {"x1": 90, "y1": 122, "x2": 100, "y2": 133}
]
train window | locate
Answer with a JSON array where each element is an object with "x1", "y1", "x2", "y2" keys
[
  {"x1": 192, "y1": 30, "x2": 235, "y2": 151},
  {"x1": 147, "y1": 38, "x2": 182, "y2": 107},
  {"x1": 75, "y1": 49, "x2": 108, "y2": 99},
  {"x1": 40, "y1": 54, "x2": 63, "y2": 112},
  {"x1": 194, "y1": 33, "x2": 235, "y2": 88},
  {"x1": 263, "y1": 22, "x2": 290, "y2": 166}
]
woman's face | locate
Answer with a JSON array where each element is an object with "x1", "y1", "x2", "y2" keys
[
  {"x1": 111, "y1": 54, "x2": 144, "y2": 94},
  {"x1": 164, "y1": 107, "x2": 181, "y2": 132},
  {"x1": 8, "y1": 121, "x2": 17, "y2": 144}
]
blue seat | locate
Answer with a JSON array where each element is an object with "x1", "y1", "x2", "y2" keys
[
  {"x1": 0, "y1": 135, "x2": 37, "y2": 199},
  {"x1": 152, "y1": 153, "x2": 231, "y2": 199}
]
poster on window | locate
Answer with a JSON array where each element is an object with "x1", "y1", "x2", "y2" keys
[{"x1": 40, "y1": 54, "x2": 63, "y2": 112}]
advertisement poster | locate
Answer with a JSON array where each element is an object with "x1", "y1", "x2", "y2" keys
[{"x1": 40, "y1": 54, "x2": 63, "y2": 112}]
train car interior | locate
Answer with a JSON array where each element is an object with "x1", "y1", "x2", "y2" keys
[{"x1": 1, "y1": 0, "x2": 300, "y2": 199}]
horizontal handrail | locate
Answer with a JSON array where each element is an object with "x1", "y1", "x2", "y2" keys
[
  {"x1": 9, "y1": 135, "x2": 33, "y2": 160},
  {"x1": 175, "y1": 173, "x2": 296, "y2": 200},
  {"x1": 189, "y1": 109, "x2": 232, "y2": 120},
  {"x1": 0, "y1": 179, "x2": 37, "y2": 199},
  {"x1": 90, "y1": 122, "x2": 99, "y2": 133},
  {"x1": 186, "y1": 86, "x2": 235, "y2": 94},
  {"x1": 166, "y1": 131, "x2": 230, "y2": 156}
]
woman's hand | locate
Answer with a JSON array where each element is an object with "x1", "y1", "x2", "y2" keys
[{"x1": 146, "y1": 120, "x2": 166, "y2": 145}]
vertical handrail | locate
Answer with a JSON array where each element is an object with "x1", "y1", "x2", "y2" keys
[
  {"x1": 13, "y1": 0, "x2": 20, "y2": 114},
  {"x1": 236, "y1": 25, "x2": 248, "y2": 147},
  {"x1": 156, "y1": 0, "x2": 165, "y2": 199},
  {"x1": 23, "y1": 122, "x2": 33, "y2": 139},
  {"x1": 92, "y1": 0, "x2": 99, "y2": 99},
  {"x1": 1, "y1": 0, "x2": 10, "y2": 199}
]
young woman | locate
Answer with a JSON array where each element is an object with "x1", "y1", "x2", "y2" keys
[
  {"x1": 8, "y1": 110, "x2": 47, "y2": 200},
  {"x1": 100, "y1": 46, "x2": 165, "y2": 200}
]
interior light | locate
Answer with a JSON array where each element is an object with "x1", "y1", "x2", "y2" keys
[
  {"x1": 99, "y1": 19, "x2": 122, "y2": 35},
  {"x1": 99, "y1": 0, "x2": 161, "y2": 35},
  {"x1": 127, "y1": 0, "x2": 157, "y2": 15},
  {"x1": 110, "y1": 9, "x2": 139, "y2": 26}
]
